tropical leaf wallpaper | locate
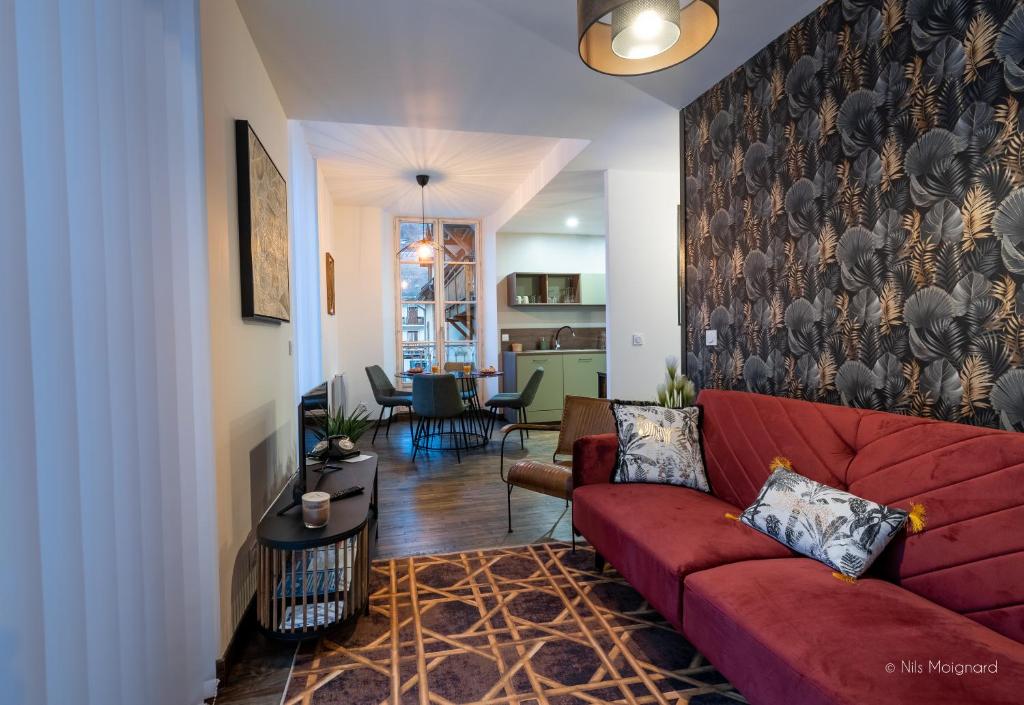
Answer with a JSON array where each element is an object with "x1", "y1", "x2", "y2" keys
[{"x1": 683, "y1": 0, "x2": 1024, "y2": 432}]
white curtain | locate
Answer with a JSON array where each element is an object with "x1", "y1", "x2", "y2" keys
[
  {"x1": 0, "y1": 1, "x2": 219, "y2": 704},
  {"x1": 288, "y1": 120, "x2": 323, "y2": 398}
]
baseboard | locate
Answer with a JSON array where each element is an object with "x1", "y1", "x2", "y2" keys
[{"x1": 216, "y1": 594, "x2": 257, "y2": 684}]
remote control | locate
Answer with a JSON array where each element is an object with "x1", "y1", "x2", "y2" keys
[{"x1": 331, "y1": 486, "x2": 364, "y2": 501}]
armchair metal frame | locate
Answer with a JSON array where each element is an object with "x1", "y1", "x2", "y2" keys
[
  {"x1": 500, "y1": 421, "x2": 572, "y2": 548},
  {"x1": 498, "y1": 395, "x2": 617, "y2": 552}
]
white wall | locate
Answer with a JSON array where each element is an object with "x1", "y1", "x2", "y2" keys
[
  {"x1": 289, "y1": 120, "x2": 322, "y2": 397},
  {"x1": 605, "y1": 169, "x2": 681, "y2": 400},
  {"x1": 320, "y1": 201, "x2": 393, "y2": 412},
  {"x1": 318, "y1": 168, "x2": 340, "y2": 380},
  {"x1": 496, "y1": 232, "x2": 606, "y2": 329},
  {"x1": 201, "y1": 0, "x2": 296, "y2": 654}
]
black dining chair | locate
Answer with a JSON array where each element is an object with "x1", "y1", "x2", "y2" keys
[
  {"x1": 411, "y1": 374, "x2": 470, "y2": 463},
  {"x1": 443, "y1": 361, "x2": 479, "y2": 401},
  {"x1": 365, "y1": 365, "x2": 414, "y2": 444},
  {"x1": 444, "y1": 361, "x2": 485, "y2": 431},
  {"x1": 484, "y1": 367, "x2": 544, "y2": 445}
]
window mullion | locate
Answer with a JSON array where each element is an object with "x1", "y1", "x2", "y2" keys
[{"x1": 434, "y1": 218, "x2": 444, "y2": 362}]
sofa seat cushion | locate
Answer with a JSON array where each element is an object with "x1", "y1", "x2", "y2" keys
[
  {"x1": 572, "y1": 484, "x2": 792, "y2": 629},
  {"x1": 684, "y1": 558, "x2": 1024, "y2": 705}
]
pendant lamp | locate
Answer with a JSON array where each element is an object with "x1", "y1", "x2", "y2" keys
[{"x1": 578, "y1": 0, "x2": 719, "y2": 76}]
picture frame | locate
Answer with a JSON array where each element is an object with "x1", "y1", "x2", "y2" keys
[
  {"x1": 325, "y1": 252, "x2": 336, "y2": 316},
  {"x1": 235, "y1": 119, "x2": 290, "y2": 322}
]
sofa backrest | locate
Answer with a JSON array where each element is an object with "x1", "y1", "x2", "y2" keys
[
  {"x1": 697, "y1": 389, "x2": 1024, "y2": 645},
  {"x1": 845, "y1": 412, "x2": 1024, "y2": 646},
  {"x1": 697, "y1": 390, "x2": 865, "y2": 509}
]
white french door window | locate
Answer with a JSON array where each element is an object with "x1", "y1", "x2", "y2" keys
[{"x1": 395, "y1": 217, "x2": 480, "y2": 375}]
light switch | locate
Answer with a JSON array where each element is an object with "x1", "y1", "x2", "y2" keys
[
  {"x1": 632, "y1": 334, "x2": 644, "y2": 347},
  {"x1": 501, "y1": 333, "x2": 510, "y2": 342},
  {"x1": 705, "y1": 330, "x2": 718, "y2": 346}
]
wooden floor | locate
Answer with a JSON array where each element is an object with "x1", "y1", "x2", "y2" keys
[
  {"x1": 374, "y1": 412, "x2": 574, "y2": 556},
  {"x1": 214, "y1": 414, "x2": 574, "y2": 704}
]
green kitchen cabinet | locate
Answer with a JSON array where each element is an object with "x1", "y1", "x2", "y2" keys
[
  {"x1": 563, "y1": 352, "x2": 606, "y2": 398},
  {"x1": 500, "y1": 351, "x2": 607, "y2": 422},
  {"x1": 515, "y1": 354, "x2": 563, "y2": 422}
]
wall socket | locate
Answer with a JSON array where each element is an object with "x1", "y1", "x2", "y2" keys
[
  {"x1": 632, "y1": 334, "x2": 644, "y2": 346},
  {"x1": 501, "y1": 333, "x2": 510, "y2": 342},
  {"x1": 705, "y1": 330, "x2": 718, "y2": 346}
]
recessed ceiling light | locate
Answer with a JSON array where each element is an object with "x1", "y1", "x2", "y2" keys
[{"x1": 566, "y1": 216, "x2": 580, "y2": 228}]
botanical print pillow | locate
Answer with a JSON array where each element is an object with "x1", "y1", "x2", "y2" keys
[
  {"x1": 611, "y1": 403, "x2": 710, "y2": 492},
  {"x1": 740, "y1": 465, "x2": 908, "y2": 578}
]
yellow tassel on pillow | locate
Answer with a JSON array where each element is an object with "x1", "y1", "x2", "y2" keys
[
  {"x1": 831, "y1": 572, "x2": 857, "y2": 584},
  {"x1": 907, "y1": 502, "x2": 927, "y2": 533},
  {"x1": 770, "y1": 456, "x2": 793, "y2": 471},
  {"x1": 724, "y1": 513, "x2": 740, "y2": 521}
]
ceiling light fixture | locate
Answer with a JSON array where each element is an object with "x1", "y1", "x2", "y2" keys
[
  {"x1": 397, "y1": 173, "x2": 441, "y2": 267},
  {"x1": 566, "y1": 216, "x2": 580, "y2": 228},
  {"x1": 578, "y1": 0, "x2": 719, "y2": 76}
]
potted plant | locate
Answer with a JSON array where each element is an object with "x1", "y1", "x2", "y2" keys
[
  {"x1": 657, "y1": 356, "x2": 696, "y2": 408},
  {"x1": 311, "y1": 404, "x2": 373, "y2": 458}
]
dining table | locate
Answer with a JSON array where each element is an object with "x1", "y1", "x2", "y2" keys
[{"x1": 396, "y1": 369, "x2": 504, "y2": 445}]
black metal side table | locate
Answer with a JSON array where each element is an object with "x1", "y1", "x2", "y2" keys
[{"x1": 255, "y1": 453, "x2": 378, "y2": 640}]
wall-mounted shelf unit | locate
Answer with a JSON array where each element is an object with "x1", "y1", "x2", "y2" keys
[{"x1": 506, "y1": 272, "x2": 605, "y2": 307}]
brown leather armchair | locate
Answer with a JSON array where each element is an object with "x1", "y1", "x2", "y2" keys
[{"x1": 499, "y1": 395, "x2": 617, "y2": 549}]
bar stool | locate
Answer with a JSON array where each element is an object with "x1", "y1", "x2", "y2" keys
[{"x1": 411, "y1": 374, "x2": 470, "y2": 463}]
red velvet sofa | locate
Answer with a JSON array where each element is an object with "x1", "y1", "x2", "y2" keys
[{"x1": 572, "y1": 389, "x2": 1024, "y2": 705}]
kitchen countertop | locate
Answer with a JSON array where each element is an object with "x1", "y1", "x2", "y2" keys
[{"x1": 506, "y1": 348, "x2": 606, "y2": 355}]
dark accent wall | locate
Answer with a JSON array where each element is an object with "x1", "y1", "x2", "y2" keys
[{"x1": 683, "y1": 0, "x2": 1024, "y2": 431}]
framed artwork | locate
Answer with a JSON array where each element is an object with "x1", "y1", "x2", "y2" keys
[
  {"x1": 325, "y1": 252, "x2": 336, "y2": 316},
  {"x1": 235, "y1": 119, "x2": 290, "y2": 322}
]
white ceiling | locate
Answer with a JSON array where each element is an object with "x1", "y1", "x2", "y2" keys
[
  {"x1": 304, "y1": 121, "x2": 573, "y2": 216},
  {"x1": 238, "y1": 0, "x2": 825, "y2": 225},
  {"x1": 479, "y1": 0, "x2": 825, "y2": 108},
  {"x1": 500, "y1": 170, "x2": 606, "y2": 236}
]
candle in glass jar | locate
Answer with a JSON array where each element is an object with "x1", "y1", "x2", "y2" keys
[{"x1": 302, "y1": 491, "x2": 330, "y2": 529}]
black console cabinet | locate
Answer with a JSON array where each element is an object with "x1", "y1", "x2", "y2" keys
[{"x1": 255, "y1": 453, "x2": 378, "y2": 640}]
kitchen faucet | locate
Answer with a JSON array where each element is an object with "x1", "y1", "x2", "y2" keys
[{"x1": 554, "y1": 325, "x2": 576, "y2": 350}]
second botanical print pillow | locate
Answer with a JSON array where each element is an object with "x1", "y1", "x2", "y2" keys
[
  {"x1": 611, "y1": 404, "x2": 710, "y2": 492},
  {"x1": 740, "y1": 465, "x2": 908, "y2": 578}
]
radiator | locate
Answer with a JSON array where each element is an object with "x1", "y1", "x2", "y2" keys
[{"x1": 330, "y1": 373, "x2": 346, "y2": 413}]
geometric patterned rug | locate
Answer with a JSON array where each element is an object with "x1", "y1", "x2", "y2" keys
[{"x1": 283, "y1": 542, "x2": 746, "y2": 704}]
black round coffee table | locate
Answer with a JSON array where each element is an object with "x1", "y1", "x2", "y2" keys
[{"x1": 255, "y1": 453, "x2": 378, "y2": 640}]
